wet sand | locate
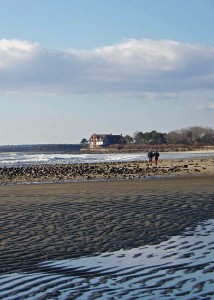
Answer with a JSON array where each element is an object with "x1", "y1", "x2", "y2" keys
[
  {"x1": 1, "y1": 220, "x2": 213, "y2": 299},
  {"x1": 0, "y1": 175, "x2": 214, "y2": 275}
]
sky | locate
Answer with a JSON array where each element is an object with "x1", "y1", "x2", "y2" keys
[{"x1": 0, "y1": 0, "x2": 214, "y2": 145}]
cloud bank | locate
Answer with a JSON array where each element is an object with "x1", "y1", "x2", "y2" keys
[{"x1": 0, "y1": 38, "x2": 214, "y2": 97}]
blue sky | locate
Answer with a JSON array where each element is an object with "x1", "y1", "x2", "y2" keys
[{"x1": 0, "y1": 0, "x2": 214, "y2": 145}]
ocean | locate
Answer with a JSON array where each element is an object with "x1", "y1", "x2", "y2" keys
[{"x1": 0, "y1": 151, "x2": 214, "y2": 167}]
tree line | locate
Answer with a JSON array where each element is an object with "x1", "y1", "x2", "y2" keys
[{"x1": 123, "y1": 126, "x2": 214, "y2": 146}]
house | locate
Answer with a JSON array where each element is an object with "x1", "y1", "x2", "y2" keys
[{"x1": 89, "y1": 133, "x2": 122, "y2": 148}]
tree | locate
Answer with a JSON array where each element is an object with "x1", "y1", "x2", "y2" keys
[
  {"x1": 201, "y1": 133, "x2": 214, "y2": 144},
  {"x1": 122, "y1": 135, "x2": 134, "y2": 144},
  {"x1": 133, "y1": 131, "x2": 144, "y2": 144},
  {"x1": 166, "y1": 126, "x2": 214, "y2": 145},
  {"x1": 166, "y1": 131, "x2": 180, "y2": 144},
  {"x1": 134, "y1": 130, "x2": 167, "y2": 144},
  {"x1": 80, "y1": 138, "x2": 88, "y2": 145}
]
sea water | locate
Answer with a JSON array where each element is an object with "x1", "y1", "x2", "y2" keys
[
  {"x1": 0, "y1": 219, "x2": 213, "y2": 300},
  {"x1": 0, "y1": 151, "x2": 214, "y2": 167}
]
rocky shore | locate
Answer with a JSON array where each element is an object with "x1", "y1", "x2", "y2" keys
[{"x1": 0, "y1": 156, "x2": 213, "y2": 184}]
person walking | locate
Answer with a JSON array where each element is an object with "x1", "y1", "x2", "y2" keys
[
  {"x1": 154, "y1": 150, "x2": 160, "y2": 166},
  {"x1": 148, "y1": 150, "x2": 154, "y2": 166}
]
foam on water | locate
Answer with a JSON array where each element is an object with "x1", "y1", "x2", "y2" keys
[
  {"x1": 0, "y1": 219, "x2": 213, "y2": 300},
  {"x1": 0, "y1": 151, "x2": 214, "y2": 167}
]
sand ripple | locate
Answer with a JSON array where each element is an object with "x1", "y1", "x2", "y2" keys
[{"x1": 0, "y1": 220, "x2": 213, "y2": 300}]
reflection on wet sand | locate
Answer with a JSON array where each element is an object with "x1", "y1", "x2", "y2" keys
[{"x1": 0, "y1": 220, "x2": 213, "y2": 300}]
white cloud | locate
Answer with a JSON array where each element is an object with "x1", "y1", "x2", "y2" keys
[
  {"x1": 0, "y1": 38, "x2": 214, "y2": 96},
  {"x1": 0, "y1": 39, "x2": 39, "y2": 68},
  {"x1": 195, "y1": 103, "x2": 214, "y2": 111}
]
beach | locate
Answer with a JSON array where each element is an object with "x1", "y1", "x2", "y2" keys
[
  {"x1": 0, "y1": 156, "x2": 214, "y2": 299},
  {"x1": 0, "y1": 171, "x2": 213, "y2": 274}
]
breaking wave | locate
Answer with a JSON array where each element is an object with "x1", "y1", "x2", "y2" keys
[{"x1": 0, "y1": 151, "x2": 214, "y2": 167}]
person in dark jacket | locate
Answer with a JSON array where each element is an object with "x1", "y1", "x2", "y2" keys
[
  {"x1": 148, "y1": 150, "x2": 154, "y2": 165},
  {"x1": 154, "y1": 150, "x2": 160, "y2": 166}
]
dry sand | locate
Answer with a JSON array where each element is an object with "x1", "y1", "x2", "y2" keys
[{"x1": 0, "y1": 173, "x2": 213, "y2": 275}]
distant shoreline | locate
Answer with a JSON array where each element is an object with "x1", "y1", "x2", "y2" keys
[{"x1": 0, "y1": 144, "x2": 214, "y2": 154}]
